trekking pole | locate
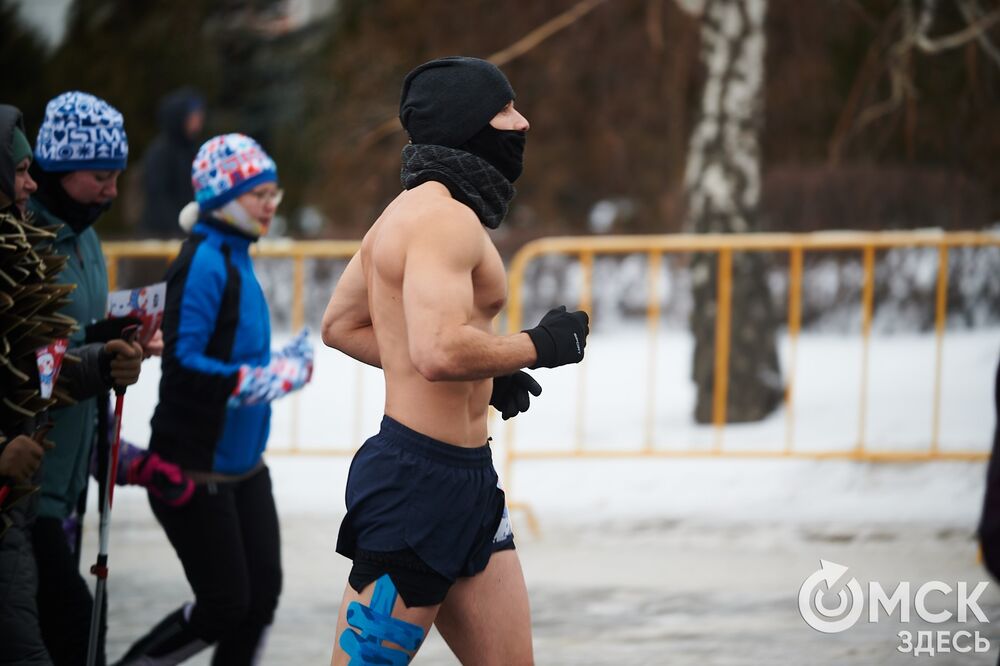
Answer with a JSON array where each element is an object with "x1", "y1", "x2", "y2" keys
[{"x1": 86, "y1": 325, "x2": 138, "y2": 666}]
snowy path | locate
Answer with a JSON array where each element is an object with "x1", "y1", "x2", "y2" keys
[
  {"x1": 97, "y1": 483, "x2": 997, "y2": 665},
  {"x1": 91, "y1": 326, "x2": 999, "y2": 663}
]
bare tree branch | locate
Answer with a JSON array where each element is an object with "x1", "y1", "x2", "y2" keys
[
  {"x1": 914, "y1": 1, "x2": 1000, "y2": 54},
  {"x1": 355, "y1": 0, "x2": 610, "y2": 152},
  {"x1": 853, "y1": 0, "x2": 919, "y2": 135},
  {"x1": 489, "y1": 0, "x2": 608, "y2": 67},
  {"x1": 956, "y1": 0, "x2": 1000, "y2": 68},
  {"x1": 914, "y1": 0, "x2": 938, "y2": 47},
  {"x1": 839, "y1": 0, "x2": 1000, "y2": 157},
  {"x1": 854, "y1": 96, "x2": 903, "y2": 133},
  {"x1": 827, "y1": 9, "x2": 901, "y2": 164}
]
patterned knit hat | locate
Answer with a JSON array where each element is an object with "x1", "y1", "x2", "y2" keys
[
  {"x1": 192, "y1": 133, "x2": 277, "y2": 211},
  {"x1": 34, "y1": 91, "x2": 128, "y2": 172}
]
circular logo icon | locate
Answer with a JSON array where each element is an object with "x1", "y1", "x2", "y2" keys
[{"x1": 798, "y1": 560, "x2": 865, "y2": 634}]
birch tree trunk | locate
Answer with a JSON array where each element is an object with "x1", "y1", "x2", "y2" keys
[{"x1": 680, "y1": 0, "x2": 783, "y2": 423}]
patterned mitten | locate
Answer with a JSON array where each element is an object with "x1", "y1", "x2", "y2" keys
[{"x1": 228, "y1": 329, "x2": 314, "y2": 407}]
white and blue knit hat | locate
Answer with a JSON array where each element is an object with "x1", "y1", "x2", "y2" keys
[
  {"x1": 192, "y1": 133, "x2": 277, "y2": 211},
  {"x1": 34, "y1": 91, "x2": 128, "y2": 172}
]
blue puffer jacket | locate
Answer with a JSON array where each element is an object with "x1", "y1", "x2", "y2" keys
[{"x1": 150, "y1": 219, "x2": 271, "y2": 474}]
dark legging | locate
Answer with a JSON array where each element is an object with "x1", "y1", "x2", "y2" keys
[
  {"x1": 149, "y1": 465, "x2": 282, "y2": 664},
  {"x1": 32, "y1": 515, "x2": 106, "y2": 666}
]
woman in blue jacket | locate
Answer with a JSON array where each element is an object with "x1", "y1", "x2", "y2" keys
[{"x1": 115, "y1": 134, "x2": 312, "y2": 665}]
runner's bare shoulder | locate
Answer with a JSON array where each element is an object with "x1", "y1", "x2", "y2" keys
[{"x1": 397, "y1": 184, "x2": 484, "y2": 247}]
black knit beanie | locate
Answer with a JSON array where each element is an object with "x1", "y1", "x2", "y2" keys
[{"x1": 399, "y1": 56, "x2": 515, "y2": 147}]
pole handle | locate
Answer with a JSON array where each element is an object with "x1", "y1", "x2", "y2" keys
[{"x1": 113, "y1": 324, "x2": 140, "y2": 396}]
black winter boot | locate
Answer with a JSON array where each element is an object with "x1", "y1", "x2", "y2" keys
[{"x1": 112, "y1": 605, "x2": 209, "y2": 665}]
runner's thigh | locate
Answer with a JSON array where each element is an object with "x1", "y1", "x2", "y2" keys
[{"x1": 434, "y1": 549, "x2": 533, "y2": 666}]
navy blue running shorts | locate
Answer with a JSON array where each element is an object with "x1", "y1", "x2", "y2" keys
[{"x1": 336, "y1": 416, "x2": 515, "y2": 607}]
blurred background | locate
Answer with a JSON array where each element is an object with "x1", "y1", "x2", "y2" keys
[
  {"x1": 5, "y1": 0, "x2": 1000, "y2": 663},
  {"x1": 4, "y1": 0, "x2": 998, "y2": 241}
]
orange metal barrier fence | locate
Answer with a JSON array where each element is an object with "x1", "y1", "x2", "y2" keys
[
  {"x1": 104, "y1": 232, "x2": 998, "y2": 479},
  {"x1": 498, "y1": 231, "x2": 999, "y2": 531},
  {"x1": 503, "y1": 231, "x2": 997, "y2": 458}
]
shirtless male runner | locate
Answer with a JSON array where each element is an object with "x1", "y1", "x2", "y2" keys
[{"x1": 322, "y1": 57, "x2": 590, "y2": 665}]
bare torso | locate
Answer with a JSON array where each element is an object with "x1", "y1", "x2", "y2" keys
[{"x1": 360, "y1": 182, "x2": 507, "y2": 446}]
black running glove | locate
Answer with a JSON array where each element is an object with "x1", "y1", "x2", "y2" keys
[
  {"x1": 524, "y1": 306, "x2": 590, "y2": 369},
  {"x1": 490, "y1": 371, "x2": 542, "y2": 420}
]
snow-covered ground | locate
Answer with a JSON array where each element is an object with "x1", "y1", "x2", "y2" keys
[
  {"x1": 118, "y1": 325, "x2": 997, "y2": 525},
  {"x1": 97, "y1": 325, "x2": 999, "y2": 664}
]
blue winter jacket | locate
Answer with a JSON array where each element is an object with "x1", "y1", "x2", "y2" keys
[{"x1": 150, "y1": 220, "x2": 271, "y2": 474}]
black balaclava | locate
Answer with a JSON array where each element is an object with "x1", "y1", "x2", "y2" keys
[
  {"x1": 459, "y1": 124, "x2": 525, "y2": 183},
  {"x1": 399, "y1": 56, "x2": 525, "y2": 183}
]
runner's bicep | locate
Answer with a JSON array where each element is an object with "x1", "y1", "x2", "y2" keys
[
  {"x1": 324, "y1": 252, "x2": 370, "y2": 335},
  {"x1": 402, "y1": 229, "x2": 479, "y2": 344}
]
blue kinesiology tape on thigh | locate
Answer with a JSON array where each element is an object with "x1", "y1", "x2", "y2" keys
[{"x1": 340, "y1": 574, "x2": 425, "y2": 665}]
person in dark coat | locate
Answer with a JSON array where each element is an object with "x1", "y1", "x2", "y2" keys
[
  {"x1": 0, "y1": 103, "x2": 53, "y2": 666},
  {"x1": 139, "y1": 88, "x2": 204, "y2": 239},
  {"x1": 978, "y1": 357, "x2": 1000, "y2": 580}
]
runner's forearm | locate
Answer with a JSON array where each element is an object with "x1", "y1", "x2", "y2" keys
[
  {"x1": 410, "y1": 327, "x2": 536, "y2": 381},
  {"x1": 328, "y1": 323, "x2": 382, "y2": 369}
]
